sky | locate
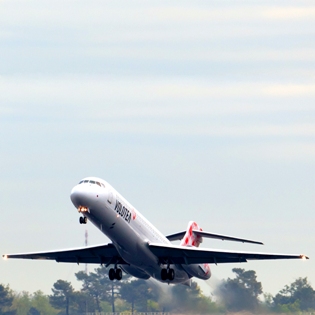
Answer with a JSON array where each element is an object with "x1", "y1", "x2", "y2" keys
[{"x1": 0, "y1": 0, "x2": 314, "y2": 298}]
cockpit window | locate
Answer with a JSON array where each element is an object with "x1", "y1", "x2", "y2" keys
[{"x1": 78, "y1": 179, "x2": 105, "y2": 187}]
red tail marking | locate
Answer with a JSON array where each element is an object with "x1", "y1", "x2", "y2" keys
[
  {"x1": 181, "y1": 221, "x2": 211, "y2": 276},
  {"x1": 180, "y1": 221, "x2": 203, "y2": 247}
]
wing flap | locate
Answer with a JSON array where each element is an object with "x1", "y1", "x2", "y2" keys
[
  {"x1": 3, "y1": 244, "x2": 127, "y2": 265},
  {"x1": 149, "y1": 243, "x2": 308, "y2": 265}
]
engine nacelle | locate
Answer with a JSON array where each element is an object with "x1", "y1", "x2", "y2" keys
[{"x1": 180, "y1": 221, "x2": 211, "y2": 280}]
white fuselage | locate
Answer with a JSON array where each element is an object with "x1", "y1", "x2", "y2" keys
[{"x1": 70, "y1": 177, "x2": 210, "y2": 284}]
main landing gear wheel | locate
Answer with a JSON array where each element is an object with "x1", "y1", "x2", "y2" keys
[
  {"x1": 168, "y1": 268, "x2": 175, "y2": 281},
  {"x1": 79, "y1": 217, "x2": 87, "y2": 224},
  {"x1": 109, "y1": 268, "x2": 116, "y2": 280},
  {"x1": 109, "y1": 268, "x2": 122, "y2": 281},
  {"x1": 115, "y1": 268, "x2": 122, "y2": 280},
  {"x1": 161, "y1": 268, "x2": 175, "y2": 281},
  {"x1": 161, "y1": 268, "x2": 168, "y2": 281}
]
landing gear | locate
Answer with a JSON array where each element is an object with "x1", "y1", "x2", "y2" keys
[
  {"x1": 109, "y1": 268, "x2": 116, "y2": 280},
  {"x1": 161, "y1": 268, "x2": 175, "y2": 281},
  {"x1": 168, "y1": 268, "x2": 175, "y2": 281},
  {"x1": 79, "y1": 216, "x2": 87, "y2": 224},
  {"x1": 115, "y1": 268, "x2": 122, "y2": 280},
  {"x1": 161, "y1": 268, "x2": 167, "y2": 280},
  {"x1": 109, "y1": 268, "x2": 122, "y2": 281}
]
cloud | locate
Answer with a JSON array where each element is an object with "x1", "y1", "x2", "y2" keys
[
  {"x1": 0, "y1": 75, "x2": 314, "y2": 108},
  {"x1": 83, "y1": 121, "x2": 315, "y2": 139},
  {"x1": 1, "y1": 1, "x2": 314, "y2": 79},
  {"x1": 1, "y1": 75, "x2": 314, "y2": 141},
  {"x1": 230, "y1": 141, "x2": 315, "y2": 162},
  {"x1": 2, "y1": 2, "x2": 315, "y2": 43},
  {"x1": 264, "y1": 6, "x2": 315, "y2": 20}
]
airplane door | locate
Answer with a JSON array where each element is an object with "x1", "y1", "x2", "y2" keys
[{"x1": 107, "y1": 190, "x2": 114, "y2": 204}]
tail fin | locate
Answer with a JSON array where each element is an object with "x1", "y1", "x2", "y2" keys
[{"x1": 180, "y1": 221, "x2": 203, "y2": 247}]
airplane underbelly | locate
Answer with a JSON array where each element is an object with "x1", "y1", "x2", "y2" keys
[
  {"x1": 116, "y1": 237, "x2": 158, "y2": 267},
  {"x1": 121, "y1": 265, "x2": 150, "y2": 279},
  {"x1": 80, "y1": 199, "x2": 193, "y2": 285}
]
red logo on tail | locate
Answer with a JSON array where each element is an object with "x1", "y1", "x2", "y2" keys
[{"x1": 180, "y1": 221, "x2": 203, "y2": 247}]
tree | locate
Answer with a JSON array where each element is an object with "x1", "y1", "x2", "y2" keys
[
  {"x1": 75, "y1": 266, "x2": 121, "y2": 313},
  {"x1": 31, "y1": 291, "x2": 56, "y2": 315},
  {"x1": 95, "y1": 266, "x2": 125, "y2": 312},
  {"x1": 27, "y1": 308, "x2": 40, "y2": 315},
  {"x1": 75, "y1": 271, "x2": 104, "y2": 312},
  {"x1": 120, "y1": 279, "x2": 153, "y2": 312},
  {"x1": 49, "y1": 281, "x2": 74, "y2": 315},
  {"x1": 71, "y1": 291, "x2": 94, "y2": 315},
  {"x1": 12, "y1": 292, "x2": 31, "y2": 315},
  {"x1": 216, "y1": 268, "x2": 262, "y2": 312},
  {"x1": 76, "y1": 266, "x2": 126, "y2": 313},
  {"x1": 0, "y1": 284, "x2": 15, "y2": 315},
  {"x1": 273, "y1": 277, "x2": 315, "y2": 311},
  {"x1": 13, "y1": 291, "x2": 57, "y2": 315},
  {"x1": 169, "y1": 281, "x2": 220, "y2": 314}
]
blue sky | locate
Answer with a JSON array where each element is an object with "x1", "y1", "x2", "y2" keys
[{"x1": 0, "y1": 0, "x2": 314, "y2": 296}]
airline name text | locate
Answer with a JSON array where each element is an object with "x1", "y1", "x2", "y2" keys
[{"x1": 114, "y1": 200, "x2": 131, "y2": 223}]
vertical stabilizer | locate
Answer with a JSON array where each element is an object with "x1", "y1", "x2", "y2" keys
[{"x1": 180, "y1": 221, "x2": 203, "y2": 247}]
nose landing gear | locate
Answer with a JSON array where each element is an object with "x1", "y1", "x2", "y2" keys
[{"x1": 79, "y1": 216, "x2": 87, "y2": 224}]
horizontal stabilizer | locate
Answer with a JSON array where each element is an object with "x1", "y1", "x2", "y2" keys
[{"x1": 166, "y1": 230, "x2": 264, "y2": 245}]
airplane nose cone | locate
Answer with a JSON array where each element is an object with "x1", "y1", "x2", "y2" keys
[
  {"x1": 70, "y1": 182, "x2": 102, "y2": 211},
  {"x1": 70, "y1": 186, "x2": 80, "y2": 208},
  {"x1": 70, "y1": 185, "x2": 90, "y2": 209}
]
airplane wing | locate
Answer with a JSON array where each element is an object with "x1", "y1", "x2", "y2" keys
[
  {"x1": 148, "y1": 243, "x2": 308, "y2": 265},
  {"x1": 166, "y1": 230, "x2": 263, "y2": 245},
  {"x1": 3, "y1": 244, "x2": 127, "y2": 265}
]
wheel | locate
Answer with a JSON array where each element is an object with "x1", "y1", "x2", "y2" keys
[
  {"x1": 161, "y1": 268, "x2": 168, "y2": 281},
  {"x1": 109, "y1": 268, "x2": 116, "y2": 281},
  {"x1": 79, "y1": 217, "x2": 87, "y2": 224},
  {"x1": 167, "y1": 268, "x2": 175, "y2": 281},
  {"x1": 115, "y1": 268, "x2": 122, "y2": 280}
]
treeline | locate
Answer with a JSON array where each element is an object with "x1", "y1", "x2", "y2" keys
[{"x1": 1, "y1": 267, "x2": 315, "y2": 315}]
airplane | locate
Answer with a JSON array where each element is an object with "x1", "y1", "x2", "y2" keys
[{"x1": 3, "y1": 177, "x2": 309, "y2": 285}]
